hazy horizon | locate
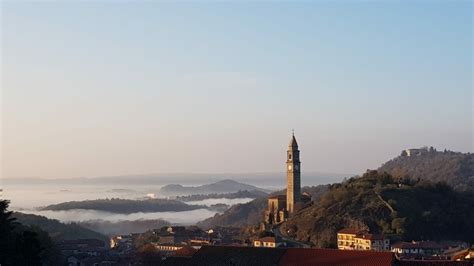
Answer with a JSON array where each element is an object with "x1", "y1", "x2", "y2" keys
[{"x1": 2, "y1": 2, "x2": 473, "y2": 180}]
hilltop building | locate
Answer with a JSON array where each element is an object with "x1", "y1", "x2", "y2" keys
[
  {"x1": 264, "y1": 133, "x2": 311, "y2": 224},
  {"x1": 401, "y1": 147, "x2": 436, "y2": 157}
]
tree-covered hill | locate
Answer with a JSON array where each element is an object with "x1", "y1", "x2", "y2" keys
[
  {"x1": 280, "y1": 170, "x2": 474, "y2": 248},
  {"x1": 198, "y1": 197, "x2": 267, "y2": 228},
  {"x1": 379, "y1": 149, "x2": 473, "y2": 191},
  {"x1": 40, "y1": 198, "x2": 205, "y2": 213},
  {"x1": 12, "y1": 212, "x2": 108, "y2": 242}
]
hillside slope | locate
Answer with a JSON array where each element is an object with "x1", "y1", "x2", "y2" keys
[
  {"x1": 197, "y1": 185, "x2": 329, "y2": 228},
  {"x1": 379, "y1": 149, "x2": 473, "y2": 191},
  {"x1": 280, "y1": 170, "x2": 474, "y2": 248},
  {"x1": 13, "y1": 212, "x2": 108, "y2": 242}
]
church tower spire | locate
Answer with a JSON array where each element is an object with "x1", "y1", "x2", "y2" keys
[{"x1": 286, "y1": 132, "x2": 301, "y2": 214}]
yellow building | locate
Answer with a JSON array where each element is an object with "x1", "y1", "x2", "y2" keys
[
  {"x1": 355, "y1": 233, "x2": 390, "y2": 251},
  {"x1": 253, "y1": 237, "x2": 286, "y2": 248},
  {"x1": 337, "y1": 228, "x2": 364, "y2": 250},
  {"x1": 337, "y1": 229, "x2": 390, "y2": 251}
]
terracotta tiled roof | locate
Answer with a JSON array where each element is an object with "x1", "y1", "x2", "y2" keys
[
  {"x1": 279, "y1": 248, "x2": 395, "y2": 266},
  {"x1": 187, "y1": 246, "x2": 396, "y2": 266},
  {"x1": 259, "y1": 237, "x2": 276, "y2": 243},
  {"x1": 187, "y1": 246, "x2": 286, "y2": 266},
  {"x1": 173, "y1": 246, "x2": 197, "y2": 257},
  {"x1": 398, "y1": 261, "x2": 472, "y2": 266},
  {"x1": 160, "y1": 256, "x2": 192, "y2": 266},
  {"x1": 391, "y1": 241, "x2": 442, "y2": 250},
  {"x1": 356, "y1": 233, "x2": 385, "y2": 240},
  {"x1": 338, "y1": 228, "x2": 366, "y2": 235}
]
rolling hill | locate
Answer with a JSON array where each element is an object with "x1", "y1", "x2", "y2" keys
[
  {"x1": 12, "y1": 212, "x2": 108, "y2": 242},
  {"x1": 280, "y1": 170, "x2": 474, "y2": 247},
  {"x1": 40, "y1": 198, "x2": 204, "y2": 213},
  {"x1": 379, "y1": 149, "x2": 473, "y2": 191}
]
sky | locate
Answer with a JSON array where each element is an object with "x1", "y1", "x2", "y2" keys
[{"x1": 1, "y1": 1, "x2": 472, "y2": 179}]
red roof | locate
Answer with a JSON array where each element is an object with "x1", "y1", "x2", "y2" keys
[
  {"x1": 391, "y1": 241, "x2": 442, "y2": 250},
  {"x1": 259, "y1": 237, "x2": 276, "y2": 243},
  {"x1": 356, "y1": 233, "x2": 385, "y2": 240},
  {"x1": 279, "y1": 248, "x2": 395, "y2": 266},
  {"x1": 338, "y1": 228, "x2": 366, "y2": 235},
  {"x1": 399, "y1": 261, "x2": 472, "y2": 266},
  {"x1": 173, "y1": 246, "x2": 197, "y2": 257}
]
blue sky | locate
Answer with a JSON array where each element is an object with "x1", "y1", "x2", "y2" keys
[{"x1": 2, "y1": 1, "x2": 472, "y2": 178}]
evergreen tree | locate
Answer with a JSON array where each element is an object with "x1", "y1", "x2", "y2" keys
[{"x1": 0, "y1": 200, "x2": 46, "y2": 266}]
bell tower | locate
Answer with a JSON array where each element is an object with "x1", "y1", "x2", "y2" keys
[{"x1": 286, "y1": 131, "x2": 301, "y2": 214}]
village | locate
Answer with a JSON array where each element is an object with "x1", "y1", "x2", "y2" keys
[{"x1": 60, "y1": 224, "x2": 473, "y2": 265}]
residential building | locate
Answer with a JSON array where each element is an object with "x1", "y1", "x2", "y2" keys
[
  {"x1": 153, "y1": 243, "x2": 185, "y2": 253},
  {"x1": 355, "y1": 233, "x2": 390, "y2": 251},
  {"x1": 337, "y1": 229, "x2": 390, "y2": 251},
  {"x1": 110, "y1": 234, "x2": 132, "y2": 249},
  {"x1": 337, "y1": 228, "x2": 365, "y2": 250},
  {"x1": 253, "y1": 236, "x2": 286, "y2": 248},
  {"x1": 401, "y1": 147, "x2": 434, "y2": 157},
  {"x1": 391, "y1": 241, "x2": 443, "y2": 256}
]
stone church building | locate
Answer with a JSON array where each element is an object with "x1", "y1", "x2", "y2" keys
[{"x1": 264, "y1": 133, "x2": 311, "y2": 224}]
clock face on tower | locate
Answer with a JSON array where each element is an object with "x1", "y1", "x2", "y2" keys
[
  {"x1": 288, "y1": 165, "x2": 292, "y2": 171},
  {"x1": 295, "y1": 165, "x2": 299, "y2": 170}
]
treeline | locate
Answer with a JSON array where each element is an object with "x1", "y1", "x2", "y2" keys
[{"x1": 41, "y1": 198, "x2": 206, "y2": 213}]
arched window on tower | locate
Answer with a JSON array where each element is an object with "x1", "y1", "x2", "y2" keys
[{"x1": 289, "y1": 154, "x2": 292, "y2": 160}]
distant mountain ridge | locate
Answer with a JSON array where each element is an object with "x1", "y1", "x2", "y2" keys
[
  {"x1": 160, "y1": 179, "x2": 268, "y2": 196},
  {"x1": 176, "y1": 190, "x2": 268, "y2": 201},
  {"x1": 2, "y1": 172, "x2": 349, "y2": 187},
  {"x1": 379, "y1": 148, "x2": 473, "y2": 191}
]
